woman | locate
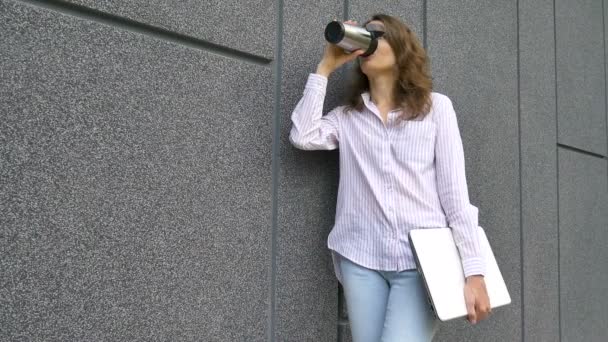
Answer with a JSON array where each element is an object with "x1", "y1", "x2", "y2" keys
[{"x1": 289, "y1": 14, "x2": 491, "y2": 342}]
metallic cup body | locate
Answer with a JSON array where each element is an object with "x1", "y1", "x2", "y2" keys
[{"x1": 324, "y1": 21, "x2": 378, "y2": 57}]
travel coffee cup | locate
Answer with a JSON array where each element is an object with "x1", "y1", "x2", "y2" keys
[{"x1": 324, "y1": 21, "x2": 385, "y2": 57}]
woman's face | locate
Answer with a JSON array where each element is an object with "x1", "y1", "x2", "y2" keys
[{"x1": 358, "y1": 20, "x2": 397, "y2": 76}]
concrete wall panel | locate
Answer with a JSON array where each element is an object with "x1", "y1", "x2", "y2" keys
[
  {"x1": 555, "y1": 0, "x2": 607, "y2": 155},
  {"x1": 558, "y1": 148, "x2": 608, "y2": 342},
  {"x1": 519, "y1": 0, "x2": 560, "y2": 341},
  {"x1": 0, "y1": 1, "x2": 273, "y2": 340}
]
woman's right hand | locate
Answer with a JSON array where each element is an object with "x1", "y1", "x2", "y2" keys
[{"x1": 316, "y1": 19, "x2": 365, "y2": 77}]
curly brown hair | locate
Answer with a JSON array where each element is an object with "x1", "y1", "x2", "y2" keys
[{"x1": 344, "y1": 14, "x2": 433, "y2": 121}]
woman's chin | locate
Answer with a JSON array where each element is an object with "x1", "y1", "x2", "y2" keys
[
  {"x1": 361, "y1": 63, "x2": 395, "y2": 77},
  {"x1": 360, "y1": 64, "x2": 378, "y2": 76}
]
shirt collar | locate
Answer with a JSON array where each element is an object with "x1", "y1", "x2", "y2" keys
[
  {"x1": 361, "y1": 91, "x2": 373, "y2": 111},
  {"x1": 360, "y1": 91, "x2": 401, "y2": 118}
]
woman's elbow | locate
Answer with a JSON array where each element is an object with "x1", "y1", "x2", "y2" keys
[{"x1": 288, "y1": 131, "x2": 310, "y2": 150}]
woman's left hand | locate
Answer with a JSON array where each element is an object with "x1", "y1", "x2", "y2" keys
[{"x1": 463, "y1": 275, "x2": 491, "y2": 324}]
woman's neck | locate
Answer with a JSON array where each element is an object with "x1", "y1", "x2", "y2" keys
[{"x1": 368, "y1": 72, "x2": 397, "y2": 110}]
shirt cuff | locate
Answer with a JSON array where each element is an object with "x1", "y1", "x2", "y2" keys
[
  {"x1": 462, "y1": 257, "x2": 486, "y2": 278},
  {"x1": 305, "y1": 73, "x2": 328, "y2": 93}
]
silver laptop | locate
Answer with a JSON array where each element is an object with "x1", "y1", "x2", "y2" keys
[{"x1": 408, "y1": 226, "x2": 511, "y2": 321}]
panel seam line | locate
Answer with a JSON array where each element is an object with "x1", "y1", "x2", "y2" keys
[{"x1": 16, "y1": 0, "x2": 272, "y2": 66}]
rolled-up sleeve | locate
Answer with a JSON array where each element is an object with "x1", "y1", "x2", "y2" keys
[
  {"x1": 433, "y1": 95, "x2": 486, "y2": 278},
  {"x1": 289, "y1": 73, "x2": 340, "y2": 150}
]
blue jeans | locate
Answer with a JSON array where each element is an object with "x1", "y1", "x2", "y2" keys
[{"x1": 339, "y1": 254, "x2": 440, "y2": 342}]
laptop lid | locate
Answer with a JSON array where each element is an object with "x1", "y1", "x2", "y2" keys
[{"x1": 408, "y1": 226, "x2": 511, "y2": 321}]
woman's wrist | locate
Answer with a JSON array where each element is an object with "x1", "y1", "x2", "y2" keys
[
  {"x1": 315, "y1": 63, "x2": 332, "y2": 78},
  {"x1": 466, "y1": 275, "x2": 484, "y2": 283}
]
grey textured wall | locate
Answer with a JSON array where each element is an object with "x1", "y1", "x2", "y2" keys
[{"x1": 1, "y1": 0, "x2": 607, "y2": 341}]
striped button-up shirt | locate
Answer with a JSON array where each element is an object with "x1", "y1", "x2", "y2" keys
[{"x1": 289, "y1": 73, "x2": 485, "y2": 285}]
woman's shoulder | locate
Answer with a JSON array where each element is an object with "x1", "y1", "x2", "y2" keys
[
  {"x1": 429, "y1": 92, "x2": 455, "y2": 122},
  {"x1": 430, "y1": 91, "x2": 452, "y2": 105},
  {"x1": 429, "y1": 92, "x2": 453, "y2": 124}
]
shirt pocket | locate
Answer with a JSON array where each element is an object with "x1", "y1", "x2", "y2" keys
[{"x1": 392, "y1": 120, "x2": 437, "y2": 164}]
